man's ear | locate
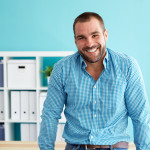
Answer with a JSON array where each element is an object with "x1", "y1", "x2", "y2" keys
[{"x1": 104, "y1": 29, "x2": 108, "y2": 42}]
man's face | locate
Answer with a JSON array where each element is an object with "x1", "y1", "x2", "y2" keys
[{"x1": 74, "y1": 17, "x2": 108, "y2": 63}]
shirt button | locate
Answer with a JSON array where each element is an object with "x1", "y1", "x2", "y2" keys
[
  {"x1": 94, "y1": 114, "x2": 96, "y2": 117},
  {"x1": 94, "y1": 101, "x2": 96, "y2": 103},
  {"x1": 91, "y1": 136, "x2": 93, "y2": 139},
  {"x1": 94, "y1": 85, "x2": 96, "y2": 88}
]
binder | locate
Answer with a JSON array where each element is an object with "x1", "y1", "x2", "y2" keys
[
  {"x1": 11, "y1": 91, "x2": 20, "y2": 120},
  {"x1": 56, "y1": 124, "x2": 62, "y2": 142},
  {"x1": 0, "y1": 124, "x2": 5, "y2": 140},
  {"x1": 56, "y1": 124, "x2": 65, "y2": 142},
  {"x1": 0, "y1": 60, "x2": 4, "y2": 87},
  {"x1": 0, "y1": 91, "x2": 4, "y2": 120},
  {"x1": 61, "y1": 124, "x2": 65, "y2": 141},
  {"x1": 21, "y1": 124, "x2": 30, "y2": 141},
  {"x1": 29, "y1": 124, "x2": 37, "y2": 141},
  {"x1": 59, "y1": 106, "x2": 66, "y2": 123},
  {"x1": 29, "y1": 92, "x2": 36, "y2": 120},
  {"x1": 39, "y1": 92, "x2": 47, "y2": 120},
  {"x1": 21, "y1": 123, "x2": 37, "y2": 141},
  {"x1": 20, "y1": 91, "x2": 29, "y2": 120}
]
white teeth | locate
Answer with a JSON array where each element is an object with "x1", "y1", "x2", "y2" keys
[{"x1": 87, "y1": 48, "x2": 97, "y2": 53}]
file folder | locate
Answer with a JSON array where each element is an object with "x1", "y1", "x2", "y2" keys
[
  {"x1": 0, "y1": 91, "x2": 4, "y2": 120},
  {"x1": 21, "y1": 123, "x2": 37, "y2": 141},
  {"x1": 56, "y1": 124, "x2": 62, "y2": 142},
  {"x1": 20, "y1": 91, "x2": 29, "y2": 120},
  {"x1": 29, "y1": 124, "x2": 37, "y2": 141},
  {"x1": 11, "y1": 91, "x2": 20, "y2": 120},
  {"x1": 0, "y1": 124, "x2": 5, "y2": 140},
  {"x1": 0, "y1": 60, "x2": 4, "y2": 87},
  {"x1": 39, "y1": 92, "x2": 47, "y2": 121},
  {"x1": 29, "y1": 92, "x2": 36, "y2": 120},
  {"x1": 21, "y1": 124, "x2": 30, "y2": 141},
  {"x1": 56, "y1": 124, "x2": 65, "y2": 142},
  {"x1": 59, "y1": 107, "x2": 66, "y2": 123},
  {"x1": 61, "y1": 124, "x2": 65, "y2": 141}
]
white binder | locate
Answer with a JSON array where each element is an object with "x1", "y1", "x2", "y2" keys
[
  {"x1": 21, "y1": 123, "x2": 37, "y2": 141},
  {"x1": 56, "y1": 124, "x2": 62, "y2": 142},
  {"x1": 20, "y1": 91, "x2": 29, "y2": 120},
  {"x1": 59, "y1": 107, "x2": 66, "y2": 123},
  {"x1": 0, "y1": 91, "x2": 4, "y2": 120},
  {"x1": 29, "y1": 124, "x2": 37, "y2": 141},
  {"x1": 56, "y1": 124, "x2": 65, "y2": 142},
  {"x1": 21, "y1": 124, "x2": 30, "y2": 141},
  {"x1": 11, "y1": 91, "x2": 20, "y2": 120},
  {"x1": 29, "y1": 92, "x2": 36, "y2": 120},
  {"x1": 39, "y1": 92, "x2": 47, "y2": 121},
  {"x1": 61, "y1": 124, "x2": 65, "y2": 141}
]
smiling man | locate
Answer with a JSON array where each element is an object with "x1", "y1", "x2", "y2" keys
[
  {"x1": 74, "y1": 16, "x2": 108, "y2": 82},
  {"x1": 38, "y1": 12, "x2": 150, "y2": 150}
]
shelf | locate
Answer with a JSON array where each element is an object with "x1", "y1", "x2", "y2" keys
[
  {"x1": 6, "y1": 88, "x2": 37, "y2": 90},
  {"x1": 39, "y1": 87, "x2": 48, "y2": 90},
  {"x1": 6, "y1": 87, "x2": 48, "y2": 90},
  {"x1": 0, "y1": 51, "x2": 74, "y2": 141},
  {"x1": 0, "y1": 51, "x2": 75, "y2": 57},
  {"x1": 6, "y1": 120, "x2": 37, "y2": 123},
  {"x1": 38, "y1": 119, "x2": 66, "y2": 124},
  {"x1": 0, "y1": 120, "x2": 5, "y2": 122}
]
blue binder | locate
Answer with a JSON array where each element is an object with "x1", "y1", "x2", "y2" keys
[
  {"x1": 0, "y1": 60, "x2": 4, "y2": 87},
  {"x1": 0, "y1": 124, "x2": 5, "y2": 140}
]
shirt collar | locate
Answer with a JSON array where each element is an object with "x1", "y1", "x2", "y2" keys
[
  {"x1": 79, "y1": 54, "x2": 87, "y2": 69},
  {"x1": 103, "y1": 48, "x2": 108, "y2": 69}
]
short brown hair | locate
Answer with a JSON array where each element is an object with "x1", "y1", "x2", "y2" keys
[{"x1": 73, "y1": 12, "x2": 105, "y2": 35}]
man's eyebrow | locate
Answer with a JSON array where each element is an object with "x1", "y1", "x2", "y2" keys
[
  {"x1": 75, "y1": 31, "x2": 100, "y2": 39},
  {"x1": 91, "y1": 31, "x2": 100, "y2": 35},
  {"x1": 75, "y1": 35, "x2": 85, "y2": 39}
]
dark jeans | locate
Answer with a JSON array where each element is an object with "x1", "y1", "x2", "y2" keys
[{"x1": 65, "y1": 143, "x2": 128, "y2": 150}]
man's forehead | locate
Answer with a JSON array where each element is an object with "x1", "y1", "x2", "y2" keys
[
  {"x1": 75, "y1": 20, "x2": 103, "y2": 36},
  {"x1": 76, "y1": 17, "x2": 100, "y2": 26}
]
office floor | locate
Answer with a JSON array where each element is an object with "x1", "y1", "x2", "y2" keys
[{"x1": 0, "y1": 141, "x2": 136, "y2": 150}]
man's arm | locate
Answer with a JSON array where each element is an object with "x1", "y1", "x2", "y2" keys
[
  {"x1": 124, "y1": 57, "x2": 150, "y2": 150},
  {"x1": 38, "y1": 63, "x2": 66, "y2": 150}
]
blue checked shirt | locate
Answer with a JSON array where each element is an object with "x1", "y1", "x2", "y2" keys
[{"x1": 38, "y1": 48, "x2": 150, "y2": 150}]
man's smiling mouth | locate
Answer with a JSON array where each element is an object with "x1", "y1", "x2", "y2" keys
[{"x1": 87, "y1": 47, "x2": 99, "y2": 53}]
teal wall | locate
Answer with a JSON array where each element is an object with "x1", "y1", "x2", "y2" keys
[{"x1": 0, "y1": 0, "x2": 150, "y2": 142}]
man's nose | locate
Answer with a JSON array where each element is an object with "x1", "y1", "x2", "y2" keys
[{"x1": 85, "y1": 38, "x2": 93, "y2": 48}]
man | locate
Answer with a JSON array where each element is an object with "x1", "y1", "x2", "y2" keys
[{"x1": 38, "y1": 12, "x2": 150, "y2": 150}]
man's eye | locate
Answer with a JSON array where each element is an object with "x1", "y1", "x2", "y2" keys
[
  {"x1": 78, "y1": 37, "x2": 84, "y2": 40},
  {"x1": 92, "y1": 34, "x2": 98, "y2": 38}
]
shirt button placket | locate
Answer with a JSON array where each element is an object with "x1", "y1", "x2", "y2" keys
[{"x1": 93, "y1": 84, "x2": 97, "y2": 120}]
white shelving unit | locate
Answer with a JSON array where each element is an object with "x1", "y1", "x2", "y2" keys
[{"x1": 0, "y1": 51, "x2": 74, "y2": 141}]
